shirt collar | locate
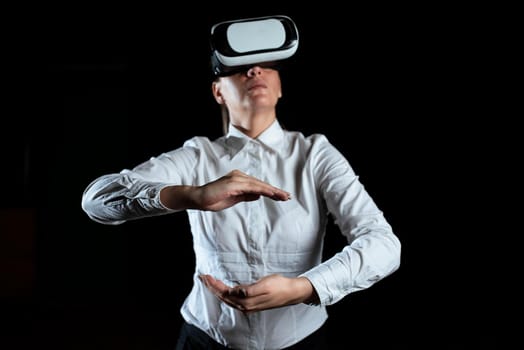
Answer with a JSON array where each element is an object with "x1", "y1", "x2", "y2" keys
[{"x1": 225, "y1": 120, "x2": 285, "y2": 157}]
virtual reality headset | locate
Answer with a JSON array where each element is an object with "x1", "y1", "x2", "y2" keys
[{"x1": 210, "y1": 15, "x2": 299, "y2": 76}]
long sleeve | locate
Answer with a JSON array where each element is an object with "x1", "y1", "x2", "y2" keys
[
  {"x1": 300, "y1": 137, "x2": 401, "y2": 306},
  {"x1": 81, "y1": 145, "x2": 199, "y2": 225},
  {"x1": 81, "y1": 173, "x2": 175, "y2": 225},
  {"x1": 79, "y1": 123, "x2": 401, "y2": 349}
]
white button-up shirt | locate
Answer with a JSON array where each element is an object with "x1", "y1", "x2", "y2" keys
[{"x1": 82, "y1": 120, "x2": 401, "y2": 349}]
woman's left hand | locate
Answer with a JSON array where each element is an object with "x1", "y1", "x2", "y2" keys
[{"x1": 199, "y1": 273, "x2": 319, "y2": 313}]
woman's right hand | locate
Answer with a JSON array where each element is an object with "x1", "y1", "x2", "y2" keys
[{"x1": 160, "y1": 169, "x2": 291, "y2": 211}]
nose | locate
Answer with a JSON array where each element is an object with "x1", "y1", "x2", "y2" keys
[{"x1": 246, "y1": 66, "x2": 262, "y2": 77}]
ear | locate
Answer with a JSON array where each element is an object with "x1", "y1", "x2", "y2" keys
[{"x1": 212, "y1": 81, "x2": 225, "y2": 104}]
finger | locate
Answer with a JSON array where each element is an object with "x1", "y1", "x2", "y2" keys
[
  {"x1": 233, "y1": 281, "x2": 266, "y2": 298},
  {"x1": 235, "y1": 180, "x2": 291, "y2": 201},
  {"x1": 199, "y1": 275, "x2": 230, "y2": 295},
  {"x1": 229, "y1": 171, "x2": 290, "y2": 200},
  {"x1": 237, "y1": 194, "x2": 261, "y2": 203},
  {"x1": 247, "y1": 180, "x2": 291, "y2": 200},
  {"x1": 225, "y1": 293, "x2": 273, "y2": 313},
  {"x1": 220, "y1": 297, "x2": 246, "y2": 312},
  {"x1": 228, "y1": 287, "x2": 247, "y2": 298},
  {"x1": 228, "y1": 284, "x2": 265, "y2": 301}
]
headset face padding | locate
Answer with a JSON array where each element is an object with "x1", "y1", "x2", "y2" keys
[{"x1": 210, "y1": 15, "x2": 299, "y2": 76}]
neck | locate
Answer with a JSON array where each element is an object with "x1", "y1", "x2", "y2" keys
[{"x1": 230, "y1": 110, "x2": 276, "y2": 139}]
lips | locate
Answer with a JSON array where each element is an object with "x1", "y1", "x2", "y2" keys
[{"x1": 247, "y1": 81, "x2": 267, "y2": 91}]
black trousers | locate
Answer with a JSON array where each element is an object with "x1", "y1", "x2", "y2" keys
[{"x1": 175, "y1": 320, "x2": 327, "y2": 350}]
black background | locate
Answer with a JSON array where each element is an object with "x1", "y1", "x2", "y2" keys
[{"x1": 2, "y1": 3, "x2": 508, "y2": 349}]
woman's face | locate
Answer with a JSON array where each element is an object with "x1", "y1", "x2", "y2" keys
[{"x1": 212, "y1": 66, "x2": 282, "y2": 116}]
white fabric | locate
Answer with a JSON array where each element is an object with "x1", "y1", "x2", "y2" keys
[{"x1": 81, "y1": 120, "x2": 401, "y2": 349}]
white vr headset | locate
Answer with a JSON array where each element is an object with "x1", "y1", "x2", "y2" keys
[{"x1": 210, "y1": 15, "x2": 299, "y2": 76}]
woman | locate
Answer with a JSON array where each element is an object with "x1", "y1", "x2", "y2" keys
[{"x1": 82, "y1": 60, "x2": 401, "y2": 350}]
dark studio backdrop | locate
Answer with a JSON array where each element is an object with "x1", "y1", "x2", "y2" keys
[{"x1": 2, "y1": 3, "x2": 504, "y2": 349}]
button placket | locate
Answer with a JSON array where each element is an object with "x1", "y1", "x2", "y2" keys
[{"x1": 246, "y1": 141, "x2": 262, "y2": 277}]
